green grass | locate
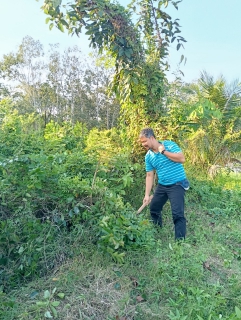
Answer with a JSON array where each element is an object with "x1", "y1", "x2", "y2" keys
[
  {"x1": 214, "y1": 171, "x2": 241, "y2": 191},
  {"x1": 1, "y1": 176, "x2": 241, "y2": 320}
]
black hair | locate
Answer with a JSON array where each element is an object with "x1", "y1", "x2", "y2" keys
[{"x1": 139, "y1": 128, "x2": 156, "y2": 139}]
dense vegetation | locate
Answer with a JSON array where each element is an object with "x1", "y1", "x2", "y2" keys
[
  {"x1": 0, "y1": 95, "x2": 240, "y2": 319},
  {"x1": 0, "y1": 0, "x2": 241, "y2": 319}
]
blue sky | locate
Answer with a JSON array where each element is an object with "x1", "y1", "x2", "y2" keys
[{"x1": 0, "y1": 0, "x2": 241, "y2": 83}]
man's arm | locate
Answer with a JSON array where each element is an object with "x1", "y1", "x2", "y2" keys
[
  {"x1": 158, "y1": 145, "x2": 185, "y2": 163},
  {"x1": 162, "y1": 151, "x2": 185, "y2": 163},
  {"x1": 143, "y1": 170, "x2": 154, "y2": 204}
]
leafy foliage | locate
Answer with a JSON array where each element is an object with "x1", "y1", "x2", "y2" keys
[
  {"x1": 161, "y1": 72, "x2": 241, "y2": 173},
  {"x1": 40, "y1": 0, "x2": 187, "y2": 140},
  {"x1": 0, "y1": 6, "x2": 240, "y2": 317},
  {"x1": 0, "y1": 102, "x2": 156, "y2": 288}
]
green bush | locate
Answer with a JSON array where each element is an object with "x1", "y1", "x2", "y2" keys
[
  {"x1": 1, "y1": 108, "x2": 240, "y2": 294},
  {"x1": 186, "y1": 176, "x2": 241, "y2": 217},
  {"x1": 0, "y1": 218, "x2": 58, "y2": 289}
]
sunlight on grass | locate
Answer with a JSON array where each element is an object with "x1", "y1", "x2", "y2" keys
[{"x1": 215, "y1": 172, "x2": 241, "y2": 191}]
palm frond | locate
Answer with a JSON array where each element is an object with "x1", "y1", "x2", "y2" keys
[{"x1": 224, "y1": 79, "x2": 241, "y2": 110}]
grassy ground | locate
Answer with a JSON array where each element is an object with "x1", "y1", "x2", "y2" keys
[
  {"x1": 215, "y1": 171, "x2": 241, "y2": 191},
  {"x1": 1, "y1": 175, "x2": 241, "y2": 320}
]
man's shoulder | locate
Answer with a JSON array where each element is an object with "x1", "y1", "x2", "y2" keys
[
  {"x1": 145, "y1": 149, "x2": 156, "y2": 161},
  {"x1": 145, "y1": 149, "x2": 152, "y2": 158},
  {"x1": 163, "y1": 140, "x2": 181, "y2": 151},
  {"x1": 163, "y1": 139, "x2": 177, "y2": 145}
]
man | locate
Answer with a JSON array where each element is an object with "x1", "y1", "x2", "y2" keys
[{"x1": 139, "y1": 128, "x2": 189, "y2": 240}]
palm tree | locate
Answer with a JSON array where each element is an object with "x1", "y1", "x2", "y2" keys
[
  {"x1": 198, "y1": 70, "x2": 241, "y2": 112},
  {"x1": 181, "y1": 71, "x2": 241, "y2": 174}
]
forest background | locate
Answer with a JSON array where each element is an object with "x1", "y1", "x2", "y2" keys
[{"x1": 0, "y1": 0, "x2": 241, "y2": 319}]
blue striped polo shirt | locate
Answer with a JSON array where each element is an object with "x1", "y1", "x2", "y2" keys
[{"x1": 145, "y1": 140, "x2": 186, "y2": 185}]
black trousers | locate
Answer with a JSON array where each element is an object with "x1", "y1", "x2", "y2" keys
[{"x1": 150, "y1": 183, "x2": 186, "y2": 239}]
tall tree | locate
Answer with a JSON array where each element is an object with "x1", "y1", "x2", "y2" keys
[
  {"x1": 0, "y1": 36, "x2": 119, "y2": 129},
  {"x1": 0, "y1": 36, "x2": 46, "y2": 113},
  {"x1": 40, "y1": 0, "x2": 186, "y2": 142}
]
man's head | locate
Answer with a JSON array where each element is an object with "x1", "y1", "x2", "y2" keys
[
  {"x1": 140, "y1": 128, "x2": 156, "y2": 139},
  {"x1": 139, "y1": 128, "x2": 156, "y2": 150}
]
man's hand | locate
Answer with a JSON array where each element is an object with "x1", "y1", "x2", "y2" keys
[
  {"x1": 158, "y1": 145, "x2": 185, "y2": 163},
  {"x1": 158, "y1": 144, "x2": 165, "y2": 153},
  {"x1": 143, "y1": 195, "x2": 151, "y2": 204},
  {"x1": 137, "y1": 195, "x2": 153, "y2": 214}
]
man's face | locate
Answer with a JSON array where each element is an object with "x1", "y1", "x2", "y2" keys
[{"x1": 140, "y1": 136, "x2": 154, "y2": 150}]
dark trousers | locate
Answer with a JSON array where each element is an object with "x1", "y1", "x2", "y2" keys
[{"x1": 150, "y1": 183, "x2": 186, "y2": 239}]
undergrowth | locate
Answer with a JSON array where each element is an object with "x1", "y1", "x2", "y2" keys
[
  {"x1": 1, "y1": 173, "x2": 241, "y2": 320},
  {"x1": 0, "y1": 106, "x2": 241, "y2": 319}
]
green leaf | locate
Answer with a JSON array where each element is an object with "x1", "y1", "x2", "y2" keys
[
  {"x1": 52, "y1": 0, "x2": 62, "y2": 8},
  {"x1": 18, "y1": 246, "x2": 24, "y2": 254},
  {"x1": 44, "y1": 290, "x2": 51, "y2": 299},
  {"x1": 44, "y1": 311, "x2": 53, "y2": 319},
  {"x1": 85, "y1": 29, "x2": 93, "y2": 35},
  {"x1": 118, "y1": 48, "x2": 124, "y2": 57},
  {"x1": 133, "y1": 77, "x2": 138, "y2": 85},
  {"x1": 235, "y1": 306, "x2": 241, "y2": 318},
  {"x1": 177, "y1": 43, "x2": 181, "y2": 50},
  {"x1": 51, "y1": 300, "x2": 60, "y2": 307},
  {"x1": 67, "y1": 197, "x2": 74, "y2": 204},
  {"x1": 98, "y1": 10, "x2": 104, "y2": 17},
  {"x1": 49, "y1": 23, "x2": 54, "y2": 31},
  {"x1": 125, "y1": 49, "x2": 133, "y2": 59},
  {"x1": 50, "y1": 305, "x2": 58, "y2": 318},
  {"x1": 74, "y1": 206, "x2": 80, "y2": 214},
  {"x1": 57, "y1": 293, "x2": 65, "y2": 299},
  {"x1": 57, "y1": 23, "x2": 64, "y2": 33},
  {"x1": 36, "y1": 301, "x2": 48, "y2": 307},
  {"x1": 30, "y1": 291, "x2": 39, "y2": 299},
  {"x1": 180, "y1": 54, "x2": 184, "y2": 63},
  {"x1": 60, "y1": 19, "x2": 69, "y2": 28}
]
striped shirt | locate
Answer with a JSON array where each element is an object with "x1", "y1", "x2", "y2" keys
[{"x1": 145, "y1": 140, "x2": 186, "y2": 185}]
